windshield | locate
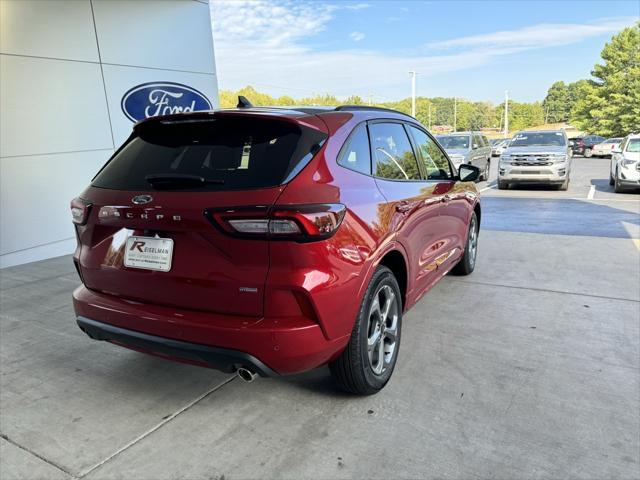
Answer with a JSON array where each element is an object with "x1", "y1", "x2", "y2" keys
[
  {"x1": 92, "y1": 116, "x2": 327, "y2": 191},
  {"x1": 510, "y1": 132, "x2": 566, "y2": 147},
  {"x1": 436, "y1": 135, "x2": 470, "y2": 150},
  {"x1": 626, "y1": 139, "x2": 640, "y2": 152}
]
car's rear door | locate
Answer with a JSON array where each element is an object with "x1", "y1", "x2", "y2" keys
[{"x1": 368, "y1": 121, "x2": 447, "y2": 299}]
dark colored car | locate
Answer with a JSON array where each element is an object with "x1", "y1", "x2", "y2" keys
[
  {"x1": 71, "y1": 103, "x2": 481, "y2": 395},
  {"x1": 570, "y1": 135, "x2": 605, "y2": 157}
]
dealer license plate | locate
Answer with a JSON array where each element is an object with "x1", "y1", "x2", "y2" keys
[{"x1": 124, "y1": 236, "x2": 174, "y2": 272}]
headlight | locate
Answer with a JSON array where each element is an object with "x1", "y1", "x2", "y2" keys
[
  {"x1": 500, "y1": 155, "x2": 512, "y2": 163},
  {"x1": 550, "y1": 154, "x2": 568, "y2": 162},
  {"x1": 449, "y1": 155, "x2": 465, "y2": 164},
  {"x1": 621, "y1": 159, "x2": 637, "y2": 167}
]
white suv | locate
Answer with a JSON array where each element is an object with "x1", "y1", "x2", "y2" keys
[
  {"x1": 498, "y1": 130, "x2": 571, "y2": 190},
  {"x1": 610, "y1": 134, "x2": 640, "y2": 193}
]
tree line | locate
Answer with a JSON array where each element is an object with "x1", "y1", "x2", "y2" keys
[{"x1": 219, "y1": 23, "x2": 639, "y2": 137}]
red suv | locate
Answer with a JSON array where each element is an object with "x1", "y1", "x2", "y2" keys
[{"x1": 71, "y1": 103, "x2": 481, "y2": 395}]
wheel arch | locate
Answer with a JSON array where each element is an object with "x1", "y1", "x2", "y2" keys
[{"x1": 377, "y1": 249, "x2": 408, "y2": 311}]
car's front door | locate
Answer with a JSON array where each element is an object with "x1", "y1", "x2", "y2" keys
[{"x1": 368, "y1": 121, "x2": 446, "y2": 303}]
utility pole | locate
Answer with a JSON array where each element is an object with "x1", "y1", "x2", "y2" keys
[
  {"x1": 367, "y1": 94, "x2": 374, "y2": 106},
  {"x1": 409, "y1": 71, "x2": 417, "y2": 117},
  {"x1": 453, "y1": 97, "x2": 457, "y2": 132},
  {"x1": 504, "y1": 90, "x2": 509, "y2": 136}
]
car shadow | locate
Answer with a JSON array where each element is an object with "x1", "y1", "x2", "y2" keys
[
  {"x1": 591, "y1": 178, "x2": 614, "y2": 193},
  {"x1": 482, "y1": 197, "x2": 640, "y2": 239}
]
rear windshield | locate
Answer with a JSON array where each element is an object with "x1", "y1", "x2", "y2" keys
[
  {"x1": 92, "y1": 116, "x2": 327, "y2": 191},
  {"x1": 510, "y1": 132, "x2": 566, "y2": 147},
  {"x1": 436, "y1": 135, "x2": 470, "y2": 150}
]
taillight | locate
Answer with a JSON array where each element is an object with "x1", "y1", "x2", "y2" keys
[
  {"x1": 70, "y1": 197, "x2": 91, "y2": 225},
  {"x1": 206, "y1": 204, "x2": 346, "y2": 242}
]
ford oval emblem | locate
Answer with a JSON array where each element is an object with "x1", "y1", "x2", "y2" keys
[
  {"x1": 121, "y1": 82, "x2": 212, "y2": 122},
  {"x1": 132, "y1": 195, "x2": 153, "y2": 205}
]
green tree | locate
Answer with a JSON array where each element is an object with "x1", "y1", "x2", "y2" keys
[
  {"x1": 543, "y1": 81, "x2": 570, "y2": 122},
  {"x1": 571, "y1": 23, "x2": 640, "y2": 136}
]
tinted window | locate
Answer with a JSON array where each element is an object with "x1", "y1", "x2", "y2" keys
[
  {"x1": 92, "y1": 117, "x2": 327, "y2": 191},
  {"x1": 369, "y1": 123, "x2": 421, "y2": 180},
  {"x1": 408, "y1": 126, "x2": 452, "y2": 180},
  {"x1": 337, "y1": 124, "x2": 371, "y2": 175},
  {"x1": 510, "y1": 132, "x2": 566, "y2": 147}
]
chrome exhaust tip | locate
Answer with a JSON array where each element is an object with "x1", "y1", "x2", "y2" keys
[{"x1": 237, "y1": 367, "x2": 258, "y2": 383}]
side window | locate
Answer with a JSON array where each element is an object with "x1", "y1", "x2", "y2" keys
[
  {"x1": 369, "y1": 123, "x2": 421, "y2": 180},
  {"x1": 337, "y1": 124, "x2": 371, "y2": 175},
  {"x1": 472, "y1": 134, "x2": 481, "y2": 148},
  {"x1": 407, "y1": 125, "x2": 452, "y2": 180},
  {"x1": 481, "y1": 135, "x2": 489, "y2": 147}
]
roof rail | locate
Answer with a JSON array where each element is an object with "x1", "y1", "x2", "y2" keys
[{"x1": 335, "y1": 105, "x2": 414, "y2": 119}]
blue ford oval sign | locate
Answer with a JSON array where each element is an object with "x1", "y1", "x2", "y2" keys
[{"x1": 121, "y1": 81, "x2": 212, "y2": 122}]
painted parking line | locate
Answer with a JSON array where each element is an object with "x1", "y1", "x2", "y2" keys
[
  {"x1": 588, "y1": 185, "x2": 596, "y2": 199},
  {"x1": 633, "y1": 239, "x2": 640, "y2": 251}
]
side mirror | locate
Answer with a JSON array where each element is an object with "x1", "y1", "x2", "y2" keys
[
  {"x1": 472, "y1": 143, "x2": 479, "y2": 150},
  {"x1": 458, "y1": 164, "x2": 480, "y2": 182}
]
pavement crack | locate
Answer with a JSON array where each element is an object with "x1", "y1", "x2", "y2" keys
[
  {"x1": 1, "y1": 432, "x2": 76, "y2": 478},
  {"x1": 76, "y1": 376, "x2": 237, "y2": 478}
]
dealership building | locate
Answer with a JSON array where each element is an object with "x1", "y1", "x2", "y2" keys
[{"x1": 0, "y1": 0, "x2": 219, "y2": 268}]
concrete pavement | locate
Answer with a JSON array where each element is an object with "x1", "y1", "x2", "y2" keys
[{"x1": 1, "y1": 157, "x2": 639, "y2": 479}]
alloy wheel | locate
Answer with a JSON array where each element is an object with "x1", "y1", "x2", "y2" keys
[
  {"x1": 468, "y1": 215, "x2": 478, "y2": 268},
  {"x1": 366, "y1": 284, "x2": 399, "y2": 376}
]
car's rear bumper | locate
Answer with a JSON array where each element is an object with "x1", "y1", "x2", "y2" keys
[
  {"x1": 73, "y1": 285, "x2": 350, "y2": 375},
  {"x1": 77, "y1": 316, "x2": 278, "y2": 376}
]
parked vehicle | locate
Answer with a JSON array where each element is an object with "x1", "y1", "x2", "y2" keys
[
  {"x1": 435, "y1": 132, "x2": 492, "y2": 180},
  {"x1": 592, "y1": 137, "x2": 623, "y2": 157},
  {"x1": 609, "y1": 134, "x2": 640, "y2": 193},
  {"x1": 71, "y1": 103, "x2": 481, "y2": 395},
  {"x1": 571, "y1": 135, "x2": 605, "y2": 157},
  {"x1": 490, "y1": 138, "x2": 510, "y2": 157},
  {"x1": 498, "y1": 130, "x2": 571, "y2": 190}
]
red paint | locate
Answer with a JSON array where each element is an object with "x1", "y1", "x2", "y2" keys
[{"x1": 72, "y1": 108, "x2": 480, "y2": 375}]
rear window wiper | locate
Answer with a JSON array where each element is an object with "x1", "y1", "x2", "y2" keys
[{"x1": 145, "y1": 174, "x2": 225, "y2": 189}]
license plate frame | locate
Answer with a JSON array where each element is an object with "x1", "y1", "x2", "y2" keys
[{"x1": 124, "y1": 236, "x2": 174, "y2": 272}]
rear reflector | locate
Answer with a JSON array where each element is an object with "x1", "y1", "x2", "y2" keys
[{"x1": 207, "y1": 204, "x2": 346, "y2": 242}]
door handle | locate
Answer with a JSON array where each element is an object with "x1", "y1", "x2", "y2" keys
[{"x1": 395, "y1": 201, "x2": 413, "y2": 213}]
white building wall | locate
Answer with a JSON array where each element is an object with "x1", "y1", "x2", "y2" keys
[{"x1": 0, "y1": 0, "x2": 218, "y2": 268}]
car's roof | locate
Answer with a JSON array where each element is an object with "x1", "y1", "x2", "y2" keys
[
  {"x1": 135, "y1": 105, "x2": 417, "y2": 130},
  {"x1": 627, "y1": 133, "x2": 640, "y2": 139}
]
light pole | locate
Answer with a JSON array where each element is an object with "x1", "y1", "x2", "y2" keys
[
  {"x1": 409, "y1": 71, "x2": 417, "y2": 117},
  {"x1": 453, "y1": 97, "x2": 457, "y2": 132},
  {"x1": 428, "y1": 103, "x2": 432, "y2": 130}
]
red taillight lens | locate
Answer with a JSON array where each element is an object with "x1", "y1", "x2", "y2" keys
[
  {"x1": 207, "y1": 204, "x2": 346, "y2": 242},
  {"x1": 70, "y1": 197, "x2": 91, "y2": 225}
]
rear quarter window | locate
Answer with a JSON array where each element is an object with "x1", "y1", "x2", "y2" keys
[{"x1": 92, "y1": 116, "x2": 327, "y2": 191}]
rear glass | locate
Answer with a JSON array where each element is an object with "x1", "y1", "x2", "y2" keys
[{"x1": 92, "y1": 116, "x2": 327, "y2": 191}]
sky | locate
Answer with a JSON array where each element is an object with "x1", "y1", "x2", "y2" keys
[{"x1": 209, "y1": 1, "x2": 639, "y2": 104}]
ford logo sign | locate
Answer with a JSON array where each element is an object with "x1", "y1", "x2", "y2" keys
[
  {"x1": 132, "y1": 195, "x2": 153, "y2": 205},
  {"x1": 121, "y1": 82, "x2": 212, "y2": 122}
]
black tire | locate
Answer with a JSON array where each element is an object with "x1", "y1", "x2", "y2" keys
[
  {"x1": 614, "y1": 168, "x2": 624, "y2": 193},
  {"x1": 558, "y1": 175, "x2": 569, "y2": 191},
  {"x1": 481, "y1": 160, "x2": 490, "y2": 181},
  {"x1": 584, "y1": 148, "x2": 593, "y2": 158},
  {"x1": 609, "y1": 171, "x2": 615, "y2": 186},
  {"x1": 451, "y1": 211, "x2": 479, "y2": 276},
  {"x1": 330, "y1": 266, "x2": 403, "y2": 395},
  {"x1": 497, "y1": 179, "x2": 509, "y2": 190}
]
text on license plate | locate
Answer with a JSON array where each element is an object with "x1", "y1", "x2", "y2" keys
[{"x1": 124, "y1": 236, "x2": 174, "y2": 272}]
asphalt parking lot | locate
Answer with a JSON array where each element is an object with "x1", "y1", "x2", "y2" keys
[{"x1": 1, "y1": 157, "x2": 639, "y2": 480}]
